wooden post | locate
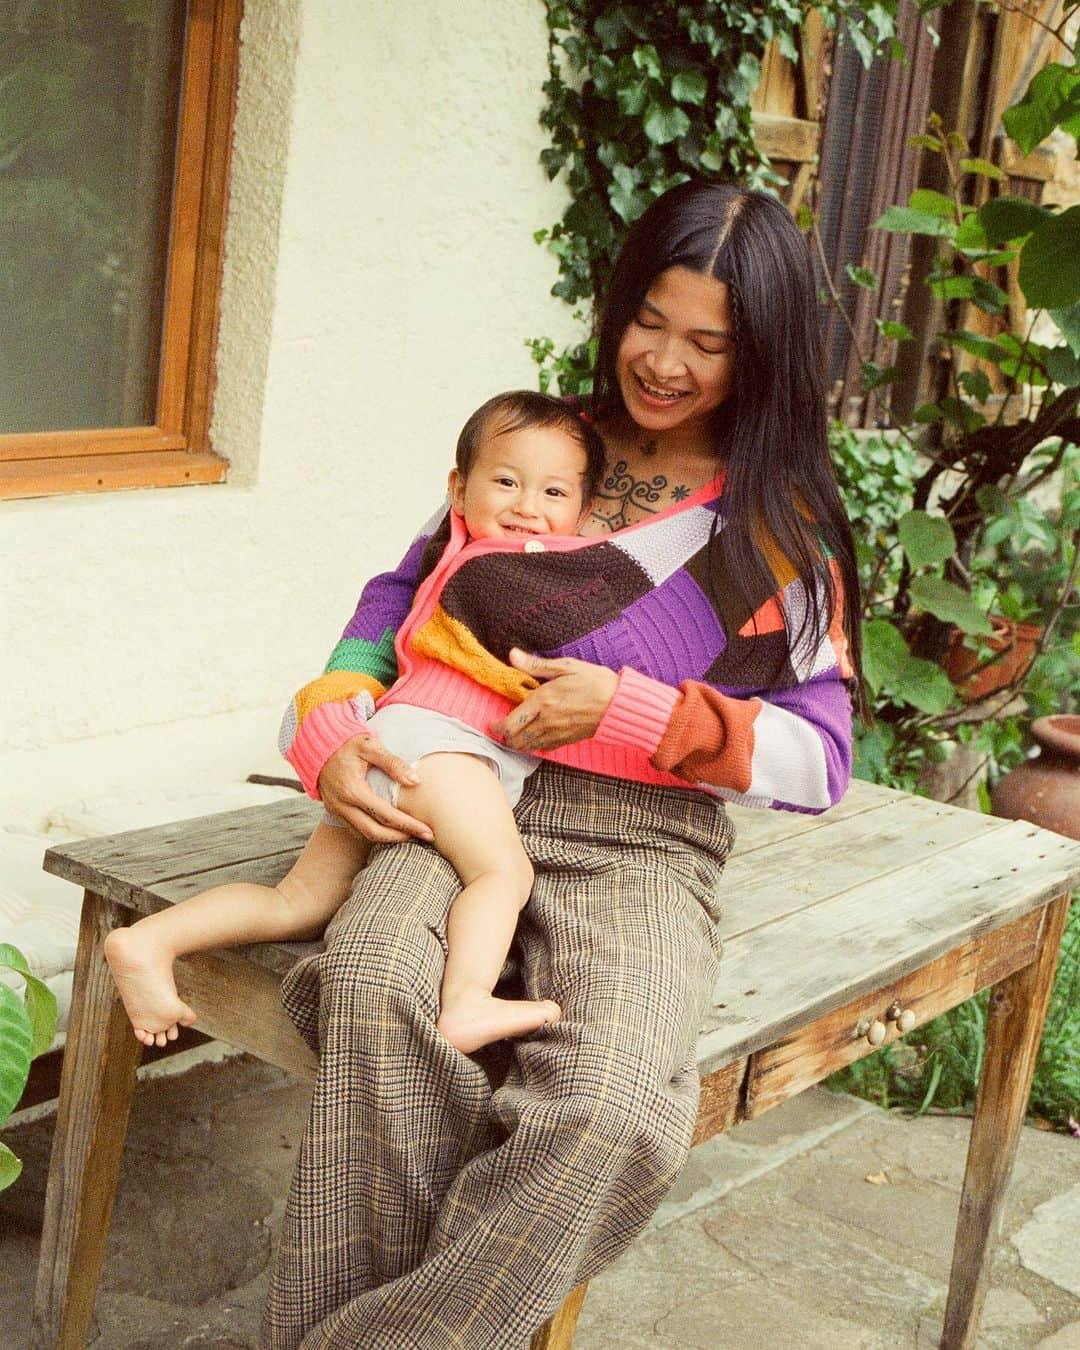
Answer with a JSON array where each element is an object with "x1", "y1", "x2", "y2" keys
[
  {"x1": 30, "y1": 892, "x2": 144, "y2": 1350},
  {"x1": 941, "y1": 891, "x2": 1072, "y2": 1349},
  {"x1": 530, "y1": 1283, "x2": 589, "y2": 1350}
]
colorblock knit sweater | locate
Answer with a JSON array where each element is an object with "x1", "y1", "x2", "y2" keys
[{"x1": 280, "y1": 478, "x2": 854, "y2": 814}]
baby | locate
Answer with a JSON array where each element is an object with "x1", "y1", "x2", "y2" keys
[{"x1": 105, "y1": 391, "x2": 606, "y2": 1055}]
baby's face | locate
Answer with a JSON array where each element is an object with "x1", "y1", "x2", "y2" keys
[{"x1": 448, "y1": 425, "x2": 587, "y2": 540}]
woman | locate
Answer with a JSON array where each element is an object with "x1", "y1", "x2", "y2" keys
[{"x1": 264, "y1": 181, "x2": 862, "y2": 1348}]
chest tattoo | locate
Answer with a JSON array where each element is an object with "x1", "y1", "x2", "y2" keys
[{"x1": 588, "y1": 459, "x2": 690, "y2": 532}]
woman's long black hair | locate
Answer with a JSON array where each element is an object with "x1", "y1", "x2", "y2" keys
[{"x1": 591, "y1": 181, "x2": 865, "y2": 708}]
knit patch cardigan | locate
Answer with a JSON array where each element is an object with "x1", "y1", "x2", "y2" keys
[{"x1": 280, "y1": 477, "x2": 854, "y2": 814}]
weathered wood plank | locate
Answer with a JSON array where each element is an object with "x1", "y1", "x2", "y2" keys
[
  {"x1": 750, "y1": 111, "x2": 819, "y2": 162},
  {"x1": 726, "y1": 777, "x2": 889, "y2": 855},
  {"x1": 718, "y1": 792, "x2": 1003, "y2": 941},
  {"x1": 741, "y1": 908, "x2": 1043, "y2": 1117},
  {"x1": 173, "y1": 949, "x2": 318, "y2": 1077},
  {"x1": 692, "y1": 1058, "x2": 747, "y2": 1143},
  {"x1": 529, "y1": 1284, "x2": 589, "y2": 1350},
  {"x1": 942, "y1": 893, "x2": 1073, "y2": 1348},
  {"x1": 30, "y1": 893, "x2": 143, "y2": 1349},
  {"x1": 699, "y1": 821, "x2": 1080, "y2": 1069},
  {"x1": 42, "y1": 796, "x2": 321, "y2": 889}
]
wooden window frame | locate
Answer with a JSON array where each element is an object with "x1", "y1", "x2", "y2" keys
[{"x1": 0, "y1": 0, "x2": 241, "y2": 501}]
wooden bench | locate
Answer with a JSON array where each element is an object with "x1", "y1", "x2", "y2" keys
[{"x1": 30, "y1": 779, "x2": 1080, "y2": 1349}]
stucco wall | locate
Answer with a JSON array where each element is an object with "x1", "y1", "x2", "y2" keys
[{"x1": 0, "y1": 0, "x2": 577, "y2": 830}]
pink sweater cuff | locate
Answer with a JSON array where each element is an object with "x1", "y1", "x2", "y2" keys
[
  {"x1": 593, "y1": 667, "x2": 681, "y2": 758},
  {"x1": 287, "y1": 700, "x2": 372, "y2": 799}
]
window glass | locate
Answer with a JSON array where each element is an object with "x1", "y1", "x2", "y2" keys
[{"x1": 0, "y1": 0, "x2": 185, "y2": 433}]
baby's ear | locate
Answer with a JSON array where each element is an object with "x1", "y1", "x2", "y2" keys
[{"x1": 448, "y1": 467, "x2": 466, "y2": 513}]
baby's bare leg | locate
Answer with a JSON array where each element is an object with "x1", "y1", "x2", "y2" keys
[
  {"x1": 104, "y1": 823, "x2": 369, "y2": 1047},
  {"x1": 397, "y1": 754, "x2": 560, "y2": 1053}
]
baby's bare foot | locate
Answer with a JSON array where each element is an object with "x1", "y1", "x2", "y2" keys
[
  {"x1": 103, "y1": 926, "x2": 197, "y2": 1048},
  {"x1": 437, "y1": 993, "x2": 561, "y2": 1054}
]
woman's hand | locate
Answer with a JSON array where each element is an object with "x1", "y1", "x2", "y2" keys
[
  {"x1": 317, "y1": 734, "x2": 435, "y2": 844},
  {"x1": 491, "y1": 649, "x2": 618, "y2": 752}
]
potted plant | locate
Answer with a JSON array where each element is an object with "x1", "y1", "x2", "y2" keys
[
  {"x1": 825, "y1": 66, "x2": 1080, "y2": 794},
  {"x1": 0, "y1": 943, "x2": 58, "y2": 1189}
]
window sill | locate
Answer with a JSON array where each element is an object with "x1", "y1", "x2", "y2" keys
[{"x1": 0, "y1": 449, "x2": 229, "y2": 501}]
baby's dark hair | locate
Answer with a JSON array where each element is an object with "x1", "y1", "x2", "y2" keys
[{"x1": 455, "y1": 390, "x2": 607, "y2": 506}]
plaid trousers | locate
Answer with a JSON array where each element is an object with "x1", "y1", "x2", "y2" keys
[{"x1": 263, "y1": 763, "x2": 734, "y2": 1349}]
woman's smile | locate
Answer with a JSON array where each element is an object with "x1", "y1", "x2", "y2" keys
[
  {"x1": 631, "y1": 372, "x2": 691, "y2": 406},
  {"x1": 616, "y1": 266, "x2": 735, "y2": 440}
]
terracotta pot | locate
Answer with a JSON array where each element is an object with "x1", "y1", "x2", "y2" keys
[
  {"x1": 990, "y1": 715, "x2": 1080, "y2": 840},
  {"x1": 944, "y1": 618, "x2": 1043, "y2": 702}
]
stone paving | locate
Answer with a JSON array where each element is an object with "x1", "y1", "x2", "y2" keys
[{"x1": 2, "y1": 1053, "x2": 1078, "y2": 1348}]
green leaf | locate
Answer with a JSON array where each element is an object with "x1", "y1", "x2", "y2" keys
[
  {"x1": 944, "y1": 330, "x2": 1008, "y2": 362},
  {"x1": 608, "y1": 164, "x2": 652, "y2": 225},
  {"x1": 862, "y1": 620, "x2": 957, "y2": 713},
  {"x1": 877, "y1": 320, "x2": 914, "y2": 341},
  {"x1": 861, "y1": 619, "x2": 911, "y2": 693},
  {"x1": 852, "y1": 725, "x2": 892, "y2": 782},
  {"x1": 971, "y1": 276, "x2": 1010, "y2": 314},
  {"x1": 939, "y1": 396, "x2": 985, "y2": 432},
  {"x1": 959, "y1": 157, "x2": 1004, "y2": 180},
  {"x1": 977, "y1": 196, "x2": 1049, "y2": 245},
  {"x1": 861, "y1": 360, "x2": 897, "y2": 391},
  {"x1": 670, "y1": 71, "x2": 707, "y2": 106},
  {"x1": 0, "y1": 982, "x2": 33, "y2": 1123},
  {"x1": 1002, "y1": 62, "x2": 1080, "y2": 155},
  {"x1": 954, "y1": 213, "x2": 988, "y2": 250},
  {"x1": 846, "y1": 263, "x2": 878, "y2": 291},
  {"x1": 929, "y1": 274, "x2": 977, "y2": 301},
  {"x1": 643, "y1": 101, "x2": 691, "y2": 146},
  {"x1": 631, "y1": 44, "x2": 661, "y2": 79},
  {"x1": 0, "y1": 944, "x2": 30, "y2": 978},
  {"x1": 898, "y1": 510, "x2": 956, "y2": 568},
  {"x1": 0, "y1": 945, "x2": 57, "y2": 1059},
  {"x1": 913, "y1": 402, "x2": 944, "y2": 424},
  {"x1": 909, "y1": 576, "x2": 995, "y2": 635},
  {"x1": 1018, "y1": 206, "x2": 1080, "y2": 310},
  {"x1": 0, "y1": 1140, "x2": 21, "y2": 1191},
  {"x1": 874, "y1": 205, "x2": 954, "y2": 237},
  {"x1": 1045, "y1": 344, "x2": 1080, "y2": 387},
  {"x1": 593, "y1": 10, "x2": 628, "y2": 50},
  {"x1": 958, "y1": 369, "x2": 992, "y2": 402},
  {"x1": 910, "y1": 187, "x2": 957, "y2": 219},
  {"x1": 23, "y1": 974, "x2": 57, "y2": 1058},
  {"x1": 1049, "y1": 301, "x2": 1080, "y2": 357},
  {"x1": 907, "y1": 133, "x2": 944, "y2": 151}
]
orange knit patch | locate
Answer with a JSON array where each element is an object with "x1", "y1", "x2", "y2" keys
[
  {"x1": 739, "y1": 594, "x2": 786, "y2": 638},
  {"x1": 827, "y1": 558, "x2": 855, "y2": 678},
  {"x1": 653, "y1": 683, "x2": 759, "y2": 792},
  {"x1": 411, "y1": 606, "x2": 540, "y2": 705},
  {"x1": 294, "y1": 670, "x2": 385, "y2": 725}
]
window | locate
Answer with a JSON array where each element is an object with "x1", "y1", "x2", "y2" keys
[{"x1": 0, "y1": 0, "x2": 241, "y2": 499}]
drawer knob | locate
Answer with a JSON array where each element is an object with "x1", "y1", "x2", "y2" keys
[
  {"x1": 867, "y1": 1019, "x2": 887, "y2": 1046},
  {"x1": 897, "y1": 1008, "x2": 917, "y2": 1033}
]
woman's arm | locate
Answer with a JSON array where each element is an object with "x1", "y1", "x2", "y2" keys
[{"x1": 495, "y1": 595, "x2": 853, "y2": 815}]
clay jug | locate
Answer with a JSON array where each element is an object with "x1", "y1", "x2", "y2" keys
[{"x1": 991, "y1": 715, "x2": 1080, "y2": 840}]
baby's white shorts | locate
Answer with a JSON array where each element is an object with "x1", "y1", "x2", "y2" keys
[{"x1": 322, "y1": 703, "x2": 538, "y2": 828}]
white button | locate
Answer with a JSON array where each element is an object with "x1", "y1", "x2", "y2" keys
[{"x1": 523, "y1": 539, "x2": 545, "y2": 553}]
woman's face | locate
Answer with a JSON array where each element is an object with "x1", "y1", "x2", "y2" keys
[{"x1": 615, "y1": 266, "x2": 736, "y2": 439}]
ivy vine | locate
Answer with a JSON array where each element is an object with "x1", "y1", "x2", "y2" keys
[{"x1": 530, "y1": 0, "x2": 901, "y2": 394}]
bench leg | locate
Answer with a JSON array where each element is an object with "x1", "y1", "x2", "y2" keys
[
  {"x1": 30, "y1": 890, "x2": 143, "y2": 1350},
  {"x1": 941, "y1": 891, "x2": 1071, "y2": 1350},
  {"x1": 529, "y1": 1283, "x2": 589, "y2": 1349}
]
